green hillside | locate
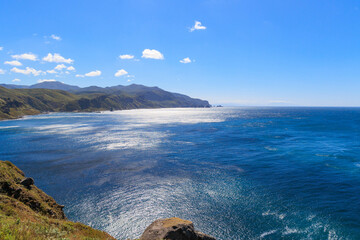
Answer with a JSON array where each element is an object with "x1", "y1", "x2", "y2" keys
[{"x1": 0, "y1": 86, "x2": 210, "y2": 120}]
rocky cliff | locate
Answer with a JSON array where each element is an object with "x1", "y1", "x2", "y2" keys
[
  {"x1": 0, "y1": 160, "x2": 215, "y2": 240},
  {"x1": 0, "y1": 160, "x2": 115, "y2": 239}
]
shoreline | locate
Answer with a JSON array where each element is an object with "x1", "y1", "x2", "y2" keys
[{"x1": 0, "y1": 106, "x2": 213, "y2": 121}]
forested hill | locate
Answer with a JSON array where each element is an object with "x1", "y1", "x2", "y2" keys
[{"x1": 0, "y1": 82, "x2": 210, "y2": 120}]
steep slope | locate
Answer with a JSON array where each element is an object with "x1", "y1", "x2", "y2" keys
[
  {"x1": 0, "y1": 160, "x2": 115, "y2": 240},
  {"x1": 0, "y1": 87, "x2": 80, "y2": 119},
  {"x1": 0, "y1": 84, "x2": 210, "y2": 120}
]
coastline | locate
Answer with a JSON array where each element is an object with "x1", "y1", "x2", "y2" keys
[{"x1": 0, "y1": 106, "x2": 212, "y2": 121}]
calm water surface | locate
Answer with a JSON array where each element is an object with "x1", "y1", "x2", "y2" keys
[{"x1": 1, "y1": 107, "x2": 360, "y2": 239}]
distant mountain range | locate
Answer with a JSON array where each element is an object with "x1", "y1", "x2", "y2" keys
[{"x1": 0, "y1": 81, "x2": 210, "y2": 120}]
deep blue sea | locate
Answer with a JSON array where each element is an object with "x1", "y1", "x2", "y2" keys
[{"x1": 1, "y1": 107, "x2": 360, "y2": 239}]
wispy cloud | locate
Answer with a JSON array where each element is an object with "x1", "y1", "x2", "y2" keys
[
  {"x1": 190, "y1": 21, "x2": 206, "y2": 32},
  {"x1": 50, "y1": 34, "x2": 61, "y2": 41},
  {"x1": 0, "y1": 69, "x2": 5, "y2": 74},
  {"x1": 142, "y1": 49, "x2": 164, "y2": 60},
  {"x1": 37, "y1": 79, "x2": 57, "y2": 83},
  {"x1": 0, "y1": 47, "x2": 3, "y2": 51},
  {"x1": 43, "y1": 53, "x2": 74, "y2": 64},
  {"x1": 119, "y1": 54, "x2": 134, "y2": 59},
  {"x1": 67, "y1": 66, "x2": 75, "y2": 71},
  {"x1": 47, "y1": 69, "x2": 57, "y2": 74},
  {"x1": 4, "y1": 60, "x2": 22, "y2": 66},
  {"x1": 11, "y1": 67, "x2": 43, "y2": 76},
  {"x1": 11, "y1": 53, "x2": 38, "y2": 61},
  {"x1": 180, "y1": 57, "x2": 192, "y2": 64},
  {"x1": 115, "y1": 69, "x2": 128, "y2": 77},
  {"x1": 12, "y1": 78, "x2": 21, "y2": 82}
]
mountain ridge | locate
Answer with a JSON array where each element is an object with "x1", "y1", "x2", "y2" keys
[{"x1": 0, "y1": 81, "x2": 210, "y2": 120}]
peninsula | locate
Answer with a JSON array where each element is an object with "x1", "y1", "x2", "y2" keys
[{"x1": 0, "y1": 82, "x2": 210, "y2": 120}]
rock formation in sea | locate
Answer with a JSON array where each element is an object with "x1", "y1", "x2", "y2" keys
[{"x1": 140, "y1": 217, "x2": 216, "y2": 240}]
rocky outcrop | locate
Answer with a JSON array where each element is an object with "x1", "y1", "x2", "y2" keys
[
  {"x1": 0, "y1": 161, "x2": 66, "y2": 219},
  {"x1": 140, "y1": 217, "x2": 216, "y2": 240},
  {"x1": 0, "y1": 160, "x2": 116, "y2": 239},
  {"x1": 20, "y1": 177, "x2": 35, "y2": 188}
]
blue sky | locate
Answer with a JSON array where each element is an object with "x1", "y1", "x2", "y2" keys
[{"x1": 1, "y1": 0, "x2": 360, "y2": 106}]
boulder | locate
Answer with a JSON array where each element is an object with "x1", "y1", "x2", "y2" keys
[
  {"x1": 20, "y1": 177, "x2": 34, "y2": 187},
  {"x1": 140, "y1": 217, "x2": 215, "y2": 240}
]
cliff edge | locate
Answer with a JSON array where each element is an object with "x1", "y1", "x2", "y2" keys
[
  {"x1": 0, "y1": 160, "x2": 216, "y2": 240},
  {"x1": 0, "y1": 160, "x2": 115, "y2": 239}
]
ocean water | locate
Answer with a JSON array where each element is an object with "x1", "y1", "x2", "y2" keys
[{"x1": 1, "y1": 107, "x2": 360, "y2": 239}]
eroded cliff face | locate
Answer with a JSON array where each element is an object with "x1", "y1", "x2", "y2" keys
[
  {"x1": 0, "y1": 160, "x2": 115, "y2": 240},
  {"x1": 0, "y1": 161, "x2": 216, "y2": 240}
]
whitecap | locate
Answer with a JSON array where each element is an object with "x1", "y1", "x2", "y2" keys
[
  {"x1": 282, "y1": 226, "x2": 300, "y2": 235},
  {"x1": 306, "y1": 214, "x2": 316, "y2": 221},
  {"x1": 260, "y1": 229, "x2": 277, "y2": 238},
  {"x1": 264, "y1": 146, "x2": 278, "y2": 151},
  {"x1": 0, "y1": 126, "x2": 19, "y2": 129},
  {"x1": 262, "y1": 210, "x2": 286, "y2": 220}
]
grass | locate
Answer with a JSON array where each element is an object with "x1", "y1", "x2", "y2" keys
[{"x1": 0, "y1": 161, "x2": 116, "y2": 240}]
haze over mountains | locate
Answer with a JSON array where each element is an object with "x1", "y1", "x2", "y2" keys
[{"x1": 0, "y1": 81, "x2": 210, "y2": 120}]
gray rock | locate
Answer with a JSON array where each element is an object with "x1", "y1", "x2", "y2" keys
[
  {"x1": 20, "y1": 177, "x2": 34, "y2": 187},
  {"x1": 140, "y1": 217, "x2": 216, "y2": 240}
]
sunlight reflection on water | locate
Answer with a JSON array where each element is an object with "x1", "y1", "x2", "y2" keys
[{"x1": 1, "y1": 107, "x2": 359, "y2": 239}]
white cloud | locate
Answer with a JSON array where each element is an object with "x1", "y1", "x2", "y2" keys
[
  {"x1": 50, "y1": 34, "x2": 61, "y2": 41},
  {"x1": 119, "y1": 54, "x2": 135, "y2": 59},
  {"x1": 11, "y1": 67, "x2": 43, "y2": 76},
  {"x1": 4, "y1": 60, "x2": 22, "y2": 66},
  {"x1": 180, "y1": 57, "x2": 192, "y2": 64},
  {"x1": 76, "y1": 74, "x2": 84, "y2": 78},
  {"x1": 142, "y1": 49, "x2": 164, "y2": 60},
  {"x1": 37, "y1": 79, "x2": 57, "y2": 83},
  {"x1": 115, "y1": 69, "x2": 128, "y2": 77},
  {"x1": 54, "y1": 64, "x2": 67, "y2": 70},
  {"x1": 190, "y1": 21, "x2": 206, "y2": 32},
  {"x1": 12, "y1": 78, "x2": 21, "y2": 82},
  {"x1": 11, "y1": 53, "x2": 38, "y2": 61},
  {"x1": 85, "y1": 70, "x2": 101, "y2": 77},
  {"x1": 47, "y1": 69, "x2": 57, "y2": 74},
  {"x1": 0, "y1": 69, "x2": 5, "y2": 74},
  {"x1": 42, "y1": 53, "x2": 74, "y2": 64},
  {"x1": 0, "y1": 47, "x2": 3, "y2": 51},
  {"x1": 67, "y1": 66, "x2": 75, "y2": 71}
]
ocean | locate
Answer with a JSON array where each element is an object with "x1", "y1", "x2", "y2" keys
[{"x1": 0, "y1": 107, "x2": 359, "y2": 239}]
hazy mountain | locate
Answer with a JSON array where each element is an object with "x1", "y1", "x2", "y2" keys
[
  {"x1": 30, "y1": 81, "x2": 80, "y2": 91},
  {"x1": 0, "y1": 84, "x2": 29, "y2": 89},
  {"x1": 1, "y1": 81, "x2": 80, "y2": 91}
]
